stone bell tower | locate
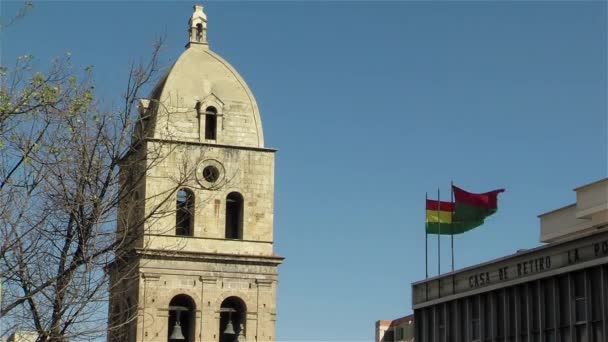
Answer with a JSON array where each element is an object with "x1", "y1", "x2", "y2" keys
[{"x1": 108, "y1": 5, "x2": 283, "y2": 342}]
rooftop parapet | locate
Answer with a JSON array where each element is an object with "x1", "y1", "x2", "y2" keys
[{"x1": 540, "y1": 178, "x2": 608, "y2": 243}]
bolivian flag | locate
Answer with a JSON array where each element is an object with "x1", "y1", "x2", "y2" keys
[
  {"x1": 425, "y1": 199, "x2": 453, "y2": 234},
  {"x1": 426, "y1": 186, "x2": 505, "y2": 235}
]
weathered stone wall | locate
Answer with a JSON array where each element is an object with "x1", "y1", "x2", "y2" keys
[
  {"x1": 134, "y1": 257, "x2": 279, "y2": 342},
  {"x1": 141, "y1": 141, "x2": 275, "y2": 256},
  {"x1": 116, "y1": 147, "x2": 148, "y2": 249},
  {"x1": 107, "y1": 260, "x2": 141, "y2": 342},
  {"x1": 151, "y1": 45, "x2": 264, "y2": 148}
]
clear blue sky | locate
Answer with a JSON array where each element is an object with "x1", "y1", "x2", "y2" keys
[{"x1": 2, "y1": 1, "x2": 606, "y2": 340}]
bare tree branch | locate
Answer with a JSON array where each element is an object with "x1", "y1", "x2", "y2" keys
[{"x1": 0, "y1": 35, "x2": 202, "y2": 341}]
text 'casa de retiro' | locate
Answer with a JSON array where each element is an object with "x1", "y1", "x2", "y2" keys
[{"x1": 107, "y1": 5, "x2": 283, "y2": 342}]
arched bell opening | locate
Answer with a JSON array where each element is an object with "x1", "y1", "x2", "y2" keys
[
  {"x1": 176, "y1": 188, "x2": 194, "y2": 236},
  {"x1": 219, "y1": 296, "x2": 247, "y2": 342},
  {"x1": 196, "y1": 23, "x2": 203, "y2": 42},
  {"x1": 225, "y1": 192, "x2": 244, "y2": 240},
  {"x1": 205, "y1": 106, "x2": 218, "y2": 140},
  {"x1": 168, "y1": 294, "x2": 196, "y2": 342}
]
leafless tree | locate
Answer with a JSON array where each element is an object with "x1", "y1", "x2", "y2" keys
[{"x1": 0, "y1": 31, "x2": 197, "y2": 340}]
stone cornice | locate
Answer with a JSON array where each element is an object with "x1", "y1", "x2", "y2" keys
[
  {"x1": 145, "y1": 138, "x2": 277, "y2": 153},
  {"x1": 135, "y1": 248, "x2": 284, "y2": 266}
]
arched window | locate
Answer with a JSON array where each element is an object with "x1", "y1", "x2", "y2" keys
[
  {"x1": 225, "y1": 192, "x2": 243, "y2": 239},
  {"x1": 219, "y1": 296, "x2": 247, "y2": 342},
  {"x1": 205, "y1": 106, "x2": 217, "y2": 140},
  {"x1": 176, "y1": 188, "x2": 194, "y2": 236},
  {"x1": 168, "y1": 294, "x2": 196, "y2": 342},
  {"x1": 196, "y1": 23, "x2": 203, "y2": 42}
]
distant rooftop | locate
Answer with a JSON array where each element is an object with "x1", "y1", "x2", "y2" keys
[{"x1": 376, "y1": 313, "x2": 414, "y2": 328}]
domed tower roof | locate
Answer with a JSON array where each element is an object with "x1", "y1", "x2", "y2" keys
[{"x1": 143, "y1": 5, "x2": 264, "y2": 148}]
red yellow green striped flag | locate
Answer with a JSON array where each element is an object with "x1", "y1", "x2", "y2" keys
[
  {"x1": 425, "y1": 186, "x2": 505, "y2": 235},
  {"x1": 425, "y1": 199, "x2": 453, "y2": 234}
]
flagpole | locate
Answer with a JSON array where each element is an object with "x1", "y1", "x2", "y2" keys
[
  {"x1": 437, "y1": 188, "x2": 441, "y2": 276},
  {"x1": 451, "y1": 181, "x2": 456, "y2": 296},
  {"x1": 451, "y1": 180, "x2": 454, "y2": 273},
  {"x1": 425, "y1": 192, "x2": 429, "y2": 301},
  {"x1": 425, "y1": 192, "x2": 428, "y2": 280}
]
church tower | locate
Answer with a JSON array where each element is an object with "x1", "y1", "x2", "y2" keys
[{"x1": 108, "y1": 5, "x2": 283, "y2": 342}]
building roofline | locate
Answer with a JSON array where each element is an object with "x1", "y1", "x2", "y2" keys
[
  {"x1": 412, "y1": 228, "x2": 608, "y2": 286},
  {"x1": 573, "y1": 177, "x2": 608, "y2": 191},
  {"x1": 376, "y1": 314, "x2": 414, "y2": 327},
  {"x1": 537, "y1": 203, "x2": 576, "y2": 218}
]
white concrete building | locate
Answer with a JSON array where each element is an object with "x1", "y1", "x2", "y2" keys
[{"x1": 412, "y1": 178, "x2": 608, "y2": 342}]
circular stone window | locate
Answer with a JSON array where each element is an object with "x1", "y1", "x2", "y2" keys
[
  {"x1": 196, "y1": 159, "x2": 225, "y2": 189},
  {"x1": 202, "y1": 165, "x2": 220, "y2": 183}
]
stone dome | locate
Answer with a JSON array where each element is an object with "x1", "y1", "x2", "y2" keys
[{"x1": 145, "y1": 5, "x2": 264, "y2": 148}]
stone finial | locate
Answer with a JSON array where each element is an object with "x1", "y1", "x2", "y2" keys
[{"x1": 189, "y1": 4, "x2": 208, "y2": 45}]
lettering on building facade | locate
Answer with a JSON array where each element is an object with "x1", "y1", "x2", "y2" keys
[
  {"x1": 594, "y1": 240, "x2": 608, "y2": 257},
  {"x1": 413, "y1": 234, "x2": 608, "y2": 306}
]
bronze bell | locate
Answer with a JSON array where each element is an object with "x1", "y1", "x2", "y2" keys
[
  {"x1": 169, "y1": 321, "x2": 185, "y2": 340},
  {"x1": 223, "y1": 320, "x2": 236, "y2": 335}
]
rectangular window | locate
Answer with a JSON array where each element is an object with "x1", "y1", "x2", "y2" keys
[
  {"x1": 438, "y1": 303, "x2": 445, "y2": 342},
  {"x1": 532, "y1": 332, "x2": 540, "y2": 342},
  {"x1": 561, "y1": 328, "x2": 572, "y2": 342},
  {"x1": 605, "y1": 265, "x2": 608, "y2": 326},
  {"x1": 544, "y1": 278, "x2": 555, "y2": 329},
  {"x1": 415, "y1": 310, "x2": 424, "y2": 342},
  {"x1": 483, "y1": 293, "x2": 492, "y2": 341},
  {"x1": 589, "y1": 267, "x2": 604, "y2": 341},
  {"x1": 597, "y1": 265, "x2": 608, "y2": 342},
  {"x1": 445, "y1": 302, "x2": 452, "y2": 341},
  {"x1": 573, "y1": 271, "x2": 586, "y2": 323},
  {"x1": 445, "y1": 303, "x2": 451, "y2": 342},
  {"x1": 530, "y1": 281, "x2": 540, "y2": 342},
  {"x1": 543, "y1": 278, "x2": 557, "y2": 342},
  {"x1": 519, "y1": 284, "x2": 528, "y2": 338},
  {"x1": 396, "y1": 327, "x2": 404, "y2": 341},
  {"x1": 591, "y1": 323, "x2": 603, "y2": 342},
  {"x1": 575, "y1": 325, "x2": 587, "y2": 342},
  {"x1": 471, "y1": 296, "x2": 480, "y2": 341},
  {"x1": 544, "y1": 330, "x2": 555, "y2": 342},
  {"x1": 507, "y1": 287, "x2": 516, "y2": 339},
  {"x1": 459, "y1": 299, "x2": 467, "y2": 342},
  {"x1": 427, "y1": 307, "x2": 435, "y2": 342},
  {"x1": 496, "y1": 290, "x2": 505, "y2": 341},
  {"x1": 530, "y1": 281, "x2": 540, "y2": 333},
  {"x1": 450, "y1": 301, "x2": 458, "y2": 342},
  {"x1": 558, "y1": 274, "x2": 571, "y2": 328},
  {"x1": 589, "y1": 267, "x2": 602, "y2": 321}
]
